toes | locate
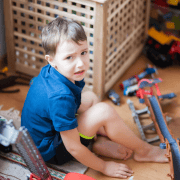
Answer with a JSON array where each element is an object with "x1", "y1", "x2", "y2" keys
[{"x1": 123, "y1": 150, "x2": 133, "y2": 160}]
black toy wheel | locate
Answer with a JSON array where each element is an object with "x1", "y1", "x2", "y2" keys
[{"x1": 0, "y1": 144, "x2": 12, "y2": 153}]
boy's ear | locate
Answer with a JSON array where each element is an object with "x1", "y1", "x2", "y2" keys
[
  {"x1": 45, "y1": 55, "x2": 55, "y2": 67},
  {"x1": 45, "y1": 55, "x2": 53, "y2": 62}
]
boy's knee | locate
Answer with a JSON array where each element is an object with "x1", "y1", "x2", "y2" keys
[
  {"x1": 95, "y1": 102, "x2": 115, "y2": 118},
  {"x1": 90, "y1": 91, "x2": 99, "y2": 102},
  {"x1": 83, "y1": 91, "x2": 99, "y2": 104}
]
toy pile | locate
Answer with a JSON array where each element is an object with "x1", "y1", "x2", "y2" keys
[
  {"x1": 120, "y1": 64, "x2": 158, "y2": 97},
  {"x1": 144, "y1": 0, "x2": 180, "y2": 67},
  {"x1": 107, "y1": 64, "x2": 158, "y2": 104}
]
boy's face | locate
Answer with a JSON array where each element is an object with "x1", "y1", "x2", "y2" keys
[{"x1": 46, "y1": 40, "x2": 89, "y2": 84}]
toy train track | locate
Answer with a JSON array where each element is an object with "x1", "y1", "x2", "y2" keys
[
  {"x1": 127, "y1": 99, "x2": 172, "y2": 143},
  {"x1": 136, "y1": 78, "x2": 180, "y2": 180}
]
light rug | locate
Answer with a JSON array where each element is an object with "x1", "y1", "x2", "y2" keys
[{"x1": 0, "y1": 106, "x2": 89, "y2": 178}]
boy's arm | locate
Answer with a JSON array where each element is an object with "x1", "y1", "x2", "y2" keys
[{"x1": 60, "y1": 128, "x2": 105, "y2": 173}]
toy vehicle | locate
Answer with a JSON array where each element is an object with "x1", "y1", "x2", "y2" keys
[
  {"x1": 107, "y1": 90, "x2": 120, "y2": 106},
  {"x1": 123, "y1": 84, "x2": 139, "y2": 96},
  {"x1": 120, "y1": 64, "x2": 157, "y2": 90},
  {"x1": 144, "y1": 27, "x2": 180, "y2": 67}
]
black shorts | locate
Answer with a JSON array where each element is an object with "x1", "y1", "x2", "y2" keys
[{"x1": 45, "y1": 136, "x2": 93, "y2": 165}]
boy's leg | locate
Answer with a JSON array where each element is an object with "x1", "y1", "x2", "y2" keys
[
  {"x1": 77, "y1": 91, "x2": 99, "y2": 114},
  {"x1": 78, "y1": 91, "x2": 132, "y2": 160},
  {"x1": 77, "y1": 91, "x2": 109, "y2": 137},
  {"x1": 92, "y1": 136, "x2": 133, "y2": 160},
  {"x1": 76, "y1": 102, "x2": 168, "y2": 163}
]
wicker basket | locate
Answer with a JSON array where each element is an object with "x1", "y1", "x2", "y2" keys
[{"x1": 4, "y1": 0, "x2": 150, "y2": 100}]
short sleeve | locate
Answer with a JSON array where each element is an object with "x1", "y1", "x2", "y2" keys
[{"x1": 49, "y1": 94, "x2": 78, "y2": 132}]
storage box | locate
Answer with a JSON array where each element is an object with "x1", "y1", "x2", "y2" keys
[{"x1": 4, "y1": 0, "x2": 150, "y2": 100}]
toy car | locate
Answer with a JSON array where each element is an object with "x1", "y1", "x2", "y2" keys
[{"x1": 107, "y1": 90, "x2": 120, "y2": 106}]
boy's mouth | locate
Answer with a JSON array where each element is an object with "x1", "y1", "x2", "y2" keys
[{"x1": 74, "y1": 70, "x2": 85, "y2": 75}]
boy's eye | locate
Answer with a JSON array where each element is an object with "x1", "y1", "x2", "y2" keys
[
  {"x1": 66, "y1": 56, "x2": 73, "y2": 60},
  {"x1": 81, "y1": 51, "x2": 87, "y2": 55}
]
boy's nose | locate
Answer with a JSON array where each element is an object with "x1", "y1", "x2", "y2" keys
[{"x1": 76, "y1": 58, "x2": 84, "y2": 67}]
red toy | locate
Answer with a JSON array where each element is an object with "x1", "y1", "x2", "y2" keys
[
  {"x1": 64, "y1": 173, "x2": 96, "y2": 180},
  {"x1": 169, "y1": 41, "x2": 180, "y2": 60},
  {"x1": 136, "y1": 78, "x2": 162, "y2": 100}
]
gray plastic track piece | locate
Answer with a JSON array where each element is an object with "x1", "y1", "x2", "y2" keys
[
  {"x1": 127, "y1": 99, "x2": 147, "y2": 142},
  {"x1": 127, "y1": 99, "x2": 172, "y2": 143}
]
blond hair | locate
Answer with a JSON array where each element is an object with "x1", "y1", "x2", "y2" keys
[{"x1": 41, "y1": 17, "x2": 87, "y2": 56}]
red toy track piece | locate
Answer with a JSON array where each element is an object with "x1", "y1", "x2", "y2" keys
[
  {"x1": 64, "y1": 173, "x2": 96, "y2": 180},
  {"x1": 29, "y1": 173, "x2": 41, "y2": 180}
]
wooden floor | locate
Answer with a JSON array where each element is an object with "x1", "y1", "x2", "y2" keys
[{"x1": 1, "y1": 54, "x2": 180, "y2": 180}]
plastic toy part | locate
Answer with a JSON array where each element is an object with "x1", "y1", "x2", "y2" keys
[
  {"x1": 124, "y1": 78, "x2": 162, "y2": 97},
  {"x1": 64, "y1": 172, "x2": 96, "y2": 180},
  {"x1": 136, "y1": 78, "x2": 176, "y2": 103},
  {"x1": 144, "y1": 27, "x2": 180, "y2": 68},
  {"x1": 123, "y1": 84, "x2": 139, "y2": 96},
  {"x1": 137, "y1": 78, "x2": 179, "y2": 180},
  {"x1": 0, "y1": 117, "x2": 53, "y2": 180},
  {"x1": 0, "y1": 117, "x2": 19, "y2": 147},
  {"x1": 1, "y1": 67, "x2": 8, "y2": 73},
  {"x1": 15, "y1": 127, "x2": 53, "y2": 180},
  {"x1": 127, "y1": 99, "x2": 172, "y2": 143},
  {"x1": 169, "y1": 41, "x2": 180, "y2": 61},
  {"x1": 29, "y1": 173, "x2": 42, "y2": 180},
  {"x1": 149, "y1": 96, "x2": 180, "y2": 180},
  {"x1": 107, "y1": 90, "x2": 120, "y2": 106},
  {"x1": 120, "y1": 64, "x2": 157, "y2": 90}
]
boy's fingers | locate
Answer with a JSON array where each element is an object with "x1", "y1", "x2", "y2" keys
[
  {"x1": 119, "y1": 163, "x2": 130, "y2": 169},
  {"x1": 116, "y1": 170, "x2": 133, "y2": 179},
  {"x1": 115, "y1": 174, "x2": 128, "y2": 179},
  {"x1": 119, "y1": 166, "x2": 133, "y2": 173}
]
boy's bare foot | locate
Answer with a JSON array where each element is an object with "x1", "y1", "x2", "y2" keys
[
  {"x1": 118, "y1": 145, "x2": 133, "y2": 160},
  {"x1": 102, "y1": 161, "x2": 134, "y2": 179},
  {"x1": 92, "y1": 136, "x2": 133, "y2": 160},
  {"x1": 133, "y1": 145, "x2": 169, "y2": 163}
]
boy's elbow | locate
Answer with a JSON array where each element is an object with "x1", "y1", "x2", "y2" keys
[{"x1": 66, "y1": 143, "x2": 84, "y2": 156}]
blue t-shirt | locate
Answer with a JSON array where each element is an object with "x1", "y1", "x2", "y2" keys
[{"x1": 21, "y1": 64, "x2": 85, "y2": 161}]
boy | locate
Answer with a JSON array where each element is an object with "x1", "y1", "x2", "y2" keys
[{"x1": 21, "y1": 17, "x2": 168, "y2": 179}]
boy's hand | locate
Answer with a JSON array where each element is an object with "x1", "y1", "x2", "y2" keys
[{"x1": 102, "y1": 161, "x2": 133, "y2": 179}]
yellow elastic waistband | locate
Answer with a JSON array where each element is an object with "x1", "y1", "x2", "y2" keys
[{"x1": 79, "y1": 133, "x2": 94, "y2": 139}]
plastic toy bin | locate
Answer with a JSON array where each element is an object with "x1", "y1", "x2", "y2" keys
[{"x1": 4, "y1": 0, "x2": 150, "y2": 100}]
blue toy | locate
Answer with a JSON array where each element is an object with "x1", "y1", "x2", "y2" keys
[
  {"x1": 137, "y1": 78, "x2": 179, "y2": 180},
  {"x1": 120, "y1": 64, "x2": 157, "y2": 90},
  {"x1": 107, "y1": 90, "x2": 120, "y2": 106},
  {"x1": 123, "y1": 84, "x2": 139, "y2": 96}
]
